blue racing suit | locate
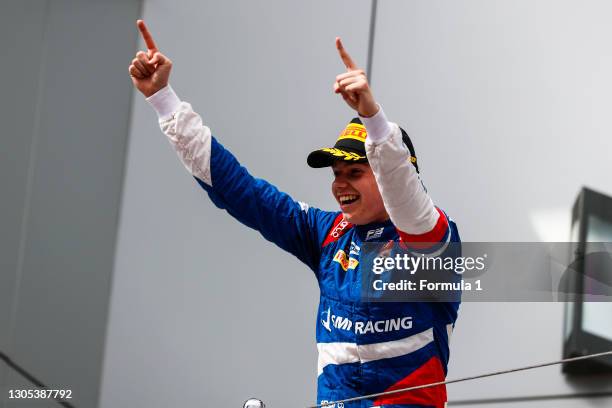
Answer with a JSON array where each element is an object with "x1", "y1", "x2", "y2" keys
[{"x1": 148, "y1": 85, "x2": 461, "y2": 408}]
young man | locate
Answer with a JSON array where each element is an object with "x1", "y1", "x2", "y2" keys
[{"x1": 129, "y1": 20, "x2": 460, "y2": 408}]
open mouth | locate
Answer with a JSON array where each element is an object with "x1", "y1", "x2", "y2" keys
[{"x1": 338, "y1": 194, "x2": 360, "y2": 206}]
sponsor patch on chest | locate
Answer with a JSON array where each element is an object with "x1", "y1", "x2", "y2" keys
[
  {"x1": 321, "y1": 307, "x2": 413, "y2": 334},
  {"x1": 332, "y1": 249, "x2": 359, "y2": 271},
  {"x1": 365, "y1": 227, "x2": 385, "y2": 241}
]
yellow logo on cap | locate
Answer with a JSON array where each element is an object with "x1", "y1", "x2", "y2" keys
[
  {"x1": 337, "y1": 123, "x2": 367, "y2": 143},
  {"x1": 321, "y1": 148, "x2": 365, "y2": 161}
]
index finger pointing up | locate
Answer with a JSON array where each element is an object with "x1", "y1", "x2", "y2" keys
[
  {"x1": 137, "y1": 20, "x2": 158, "y2": 51},
  {"x1": 336, "y1": 37, "x2": 357, "y2": 71}
]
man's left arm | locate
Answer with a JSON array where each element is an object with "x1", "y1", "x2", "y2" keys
[
  {"x1": 333, "y1": 38, "x2": 450, "y2": 243},
  {"x1": 361, "y1": 109, "x2": 449, "y2": 243}
]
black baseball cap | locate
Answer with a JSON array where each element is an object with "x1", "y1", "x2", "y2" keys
[{"x1": 307, "y1": 118, "x2": 419, "y2": 172}]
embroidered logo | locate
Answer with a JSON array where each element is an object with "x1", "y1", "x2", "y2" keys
[
  {"x1": 365, "y1": 227, "x2": 384, "y2": 241},
  {"x1": 332, "y1": 249, "x2": 359, "y2": 271}
]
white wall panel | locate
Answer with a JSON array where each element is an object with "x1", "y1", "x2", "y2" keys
[
  {"x1": 372, "y1": 0, "x2": 612, "y2": 242},
  {"x1": 372, "y1": 0, "x2": 612, "y2": 405}
]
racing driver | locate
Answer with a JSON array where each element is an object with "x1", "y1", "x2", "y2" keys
[{"x1": 129, "y1": 19, "x2": 461, "y2": 408}]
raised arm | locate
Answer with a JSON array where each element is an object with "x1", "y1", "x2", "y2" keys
[
  {"x1": 333, "y1": 38, "x2": 450, "y2": 242},
  {"x1": 128, "y1": 20, "x2": 335, "y2": 271}
]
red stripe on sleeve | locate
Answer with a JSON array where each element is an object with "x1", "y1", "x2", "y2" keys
[{"x1": 397, "y1": 208, "x2": 448, "y2": 249}]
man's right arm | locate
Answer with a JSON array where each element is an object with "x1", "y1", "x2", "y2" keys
[
  {"x1": 147, "y1": 85, "x2": 212, "y2": 185},
  {"x1": 128, "y1": 21, "x2": 335, "y2": 272},
  {"x1": 148, "y1": 85, "x2": 336, "y2": 272}
]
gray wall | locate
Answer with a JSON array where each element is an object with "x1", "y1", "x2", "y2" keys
[
  {"x1": 2, "y1": 0, "x2": 611, "y2": 408},
  {"x1": 101, "y1": 1, "x2": 612, "y2": 408},
  {"x1": 0, "y1": 0, "x2": 140, "y2": 407},
  {"x1": 99, "y1": 1, "x2": 371, "y2": 407},
  {"x1": 372, "y1": 0, "x2": 612, "y2": 405}
]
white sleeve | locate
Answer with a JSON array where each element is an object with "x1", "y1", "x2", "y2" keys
[
  {"x1": 362, "y1": 107, "x2": 441, "y2": 235},
  {"x1": 146, "y1": 85, "x2": 212, "y2": 186}
]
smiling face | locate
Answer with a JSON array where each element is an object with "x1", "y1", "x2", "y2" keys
[{"x1": 331, "y1": 161, "x2": 389, "y2": 225}]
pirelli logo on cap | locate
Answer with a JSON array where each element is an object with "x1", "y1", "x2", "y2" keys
[{"x1": 337, "y1": 123, "x2": 367, "y2": 142}]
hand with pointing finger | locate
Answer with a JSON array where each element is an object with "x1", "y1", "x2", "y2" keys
[
  {"x1": 129, "y1": 20, "x2": 172, "y2": 97},
  {"x1": 334, "y1": 37, "x2": 379, "y2": 118}
]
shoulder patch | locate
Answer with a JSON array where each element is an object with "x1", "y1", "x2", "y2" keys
[{"x1": 322, "y1": 214, "x2": 353, "y2": 247}]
